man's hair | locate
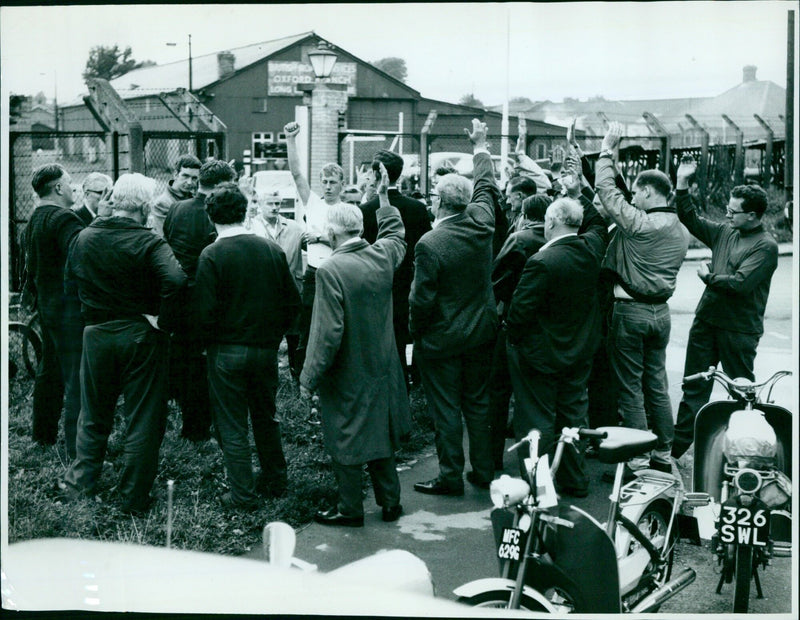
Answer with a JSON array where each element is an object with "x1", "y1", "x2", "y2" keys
[
  {"x1": 320, "y1": 163, "x2": 345, "y2": 182},
  {"x1": 437, "y1": 173, "x2": 472, "y2": 212},
  {"x1": 111, "y1": 173, "x2": 157, "y2": 214},
  {"x1": 508, "y1": 176, "x2": 538, "y2": 197},
  {"x1": 634, "y1": 169, "x2": 672, "y2": 198},
  {"x1": 198, "y1": 160, "x2": 236, "y2": 188},
  {"x1": 372, "y1": 150, "x2": 404, "y2": 184},
  {"x1": 326, "y1": 203, "x2": 363, "y2": 237},
  {"x1": 546, "y1": 197, "x2": 584, "y2": 228},
  {"x1": 31, "y1": 163, "x2": 67, "y2": 198},
  {"x1": 731, "y1": 184, "x2": 768, "y2": 218},
  {"x1": 81, "y1": 171, "x2": 113, "y2": 191},
  {"x1": 174, "y1": 154, "x2": 202, "y2": 174},
  {"x1": 205, "y1": 182, "x2": 247, "y2": 225},
  {"x1": 522, "y1": 194, "x2": 553, "y2": 222},
  {"x1": 434, "y1": 165, "x2": 457, "y2": 177}
]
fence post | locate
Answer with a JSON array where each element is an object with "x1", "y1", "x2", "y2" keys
[
  {"x1": 420, "y1": 110, "x2": 437, "y2": 195},
  {"x1": 685, "y1": 114, "x2": 710, "y2": 202},
  {"x1": 753, "y1": 114, "x2": 774, "y2": 188},
  {"x1": 721, "y1": 115, "x2": 744, "y2": 185},
  {"x1": 642, "y1": 111, "x2": 671, "y2": 174}
]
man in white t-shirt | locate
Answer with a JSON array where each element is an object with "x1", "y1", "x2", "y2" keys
[{"x1": 284, "y1": 121, "x2": 349, "y2": 372}]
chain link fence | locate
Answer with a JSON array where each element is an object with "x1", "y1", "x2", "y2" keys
[{"x1": 143, "y1": 132, "x2": 226, "y2": 195}]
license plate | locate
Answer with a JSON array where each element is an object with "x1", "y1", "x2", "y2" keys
[
  {"x1": 718, "y1": 505, "x2": 771, "y2": 547},
  {"x1": 497, "y1": 527, "x2": 523, "y2": 561}
]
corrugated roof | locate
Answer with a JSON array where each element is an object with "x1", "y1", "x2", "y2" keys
[{"x1": 109, "y1": 32, "x2": 313, "y2": 97}]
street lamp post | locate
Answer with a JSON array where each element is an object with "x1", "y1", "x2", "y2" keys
[
  {"x1": 167, "y1": 34, "x2": 193, "y2": 91},
  {"x1": 301, "y1": 41, "x2": 348, "y2": 194}
]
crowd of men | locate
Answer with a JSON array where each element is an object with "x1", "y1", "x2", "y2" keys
[{"x1": 23, "y1": 116, "x2": 778, "y2": 523}]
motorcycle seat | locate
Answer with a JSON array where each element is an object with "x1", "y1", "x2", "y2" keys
[{"x1": 594, "y1": 427, "x2": 658, "y2": 464}]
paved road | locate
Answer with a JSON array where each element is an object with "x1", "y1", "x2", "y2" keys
[{"x1": 247, "y1": 255, "x2": 795, "y2": 614}]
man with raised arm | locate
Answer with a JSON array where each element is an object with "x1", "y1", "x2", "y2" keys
[
  {"x1": 671, "y1": 156, "x2": 778, "y2": 459},
  {"x1": 410, "y1": 119, "x2": 502, "y2": 496},
  {"x1": 283, "y1": 121, "x2": 349, "y2": 374},
  {"x1": 300, "y1": 163, "x2": 410, "y2": 527},
  {"x1": 595, "y1": 121, "x2": 689, "y2": 481}
]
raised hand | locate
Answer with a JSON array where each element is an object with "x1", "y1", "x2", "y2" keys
[
  {"x1": 284, "y1": 122, "x2": 301, "y2": 139},
  {"x1": 464, "y1": 118, "x2": 488, "y2": 147},
  {"x1": 677, "y1": 154, "x2": 697, "y2": 181},
  {"x1": 601, "y1": 121, "x2": 623, "y2": 153},
  {"x1": 376, "y1": 162, "x2": 390, "y2": 195}
]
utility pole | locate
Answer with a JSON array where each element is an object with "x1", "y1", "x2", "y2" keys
[{"x1": 785, "y1": 10, "x2": 794, "y2": 203}]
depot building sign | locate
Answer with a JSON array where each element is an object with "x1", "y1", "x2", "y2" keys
[{"x1": 268, "y1": 61, "x2": 357, "y2": 96}]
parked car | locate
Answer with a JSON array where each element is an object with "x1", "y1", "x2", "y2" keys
[{"x1": 252, "y1": 170, "x2": 299, "y2": 219}]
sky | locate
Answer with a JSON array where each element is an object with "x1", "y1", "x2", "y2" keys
[{"x1": 1, "y1": 2, "x2": 795, "y2": 107}]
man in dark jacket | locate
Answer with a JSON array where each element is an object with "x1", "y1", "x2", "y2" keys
[
  {"x1": 149, "y1": 154, "x2": 201, "y2": 237},
  {"x1": 410, "y1": 120, "x2": 502, "y2": 496},
  {"x1": 60, "y1": 173, "x2": 187, "y2": 515},
  {"x1": 195, "y1": 183, "x2": 300, "y2": 510},
  {"x1": 360, "y1": 149, "x2": 431, "y2": 387},
  {"x1": 73, "y1": 172, "x2": 112, "y2": 226},
  {"x1": 506, "y1": 197, "x2": 608, "y2": 496},
  {"x1": 163, "y1": 159, "x2": 236, "y2": 441},
  {"x1": 24, "y1": 163, "x2": 84, "y2": 458},
  {"x1": 488, "y1": 193, "x2": 551, "y2": 469},
  {"x1": 671, "y1": 157, "x2": 779, "y2": 459}
]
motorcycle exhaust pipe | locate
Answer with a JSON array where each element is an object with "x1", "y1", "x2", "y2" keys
[{"x1": 630, "y1": 568, "x2": 696, "y2": 614}]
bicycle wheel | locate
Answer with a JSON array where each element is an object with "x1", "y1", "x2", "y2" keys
[
  {"x1": 8, "y1": 321, "x2": 41, "y2": 401},
  {"x1": 733, "y1": 544, "x2": 753, "y2": 612}
]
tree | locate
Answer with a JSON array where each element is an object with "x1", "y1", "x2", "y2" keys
[
  {"x1": 510, "y1": 96, "x2": 533, "y2": 105},
  {"x1": 83, "y1": 45, "x2": 155, "y2": 81},
  {"x1": 371, "y1": 57, "x2": 408, "y2": 83},
  {"x1": 458, "y1": 93, "x2": 484, "y2": 108}
]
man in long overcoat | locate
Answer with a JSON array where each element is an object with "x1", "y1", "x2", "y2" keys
[{"x1": 299, "y1": 164, "x2": 411, "y2": 527}]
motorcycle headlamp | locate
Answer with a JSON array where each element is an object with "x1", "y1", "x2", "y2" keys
[
  {"x1": 734, "y1": 468, "x2": 762, "y2": 495},
  {"x1": 489, "y1": 475, "x2": 530, "y2": 509}
]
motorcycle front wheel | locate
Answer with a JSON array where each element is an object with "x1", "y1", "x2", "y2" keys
[
  {"x1": 457, "y1": 590, "x2": 550, "y2": 612},
  {"x1": 733, "y1": 544, "x2": 754, "y2": 613}
]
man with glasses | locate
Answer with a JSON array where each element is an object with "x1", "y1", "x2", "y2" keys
[
  {"x1": 73, "y1": 172, "x2": 112, "y2": 225},
  {"x1": 671, "y1": 156, "x2": 779, "y2": 459}
]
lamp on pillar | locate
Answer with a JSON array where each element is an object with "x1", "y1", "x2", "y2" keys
[{"x1": 298, "y1": 41, "x2": 348, "y2": 195}]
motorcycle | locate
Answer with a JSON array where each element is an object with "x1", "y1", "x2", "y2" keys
[
  {"x1": 453, "y1": 426, "x2": 697, "y2": 613},
  {"x1": 681, "y1": 367, "x2": 792, "y2": 613}
]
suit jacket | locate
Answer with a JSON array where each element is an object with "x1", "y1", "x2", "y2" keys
[
  {"x1": 300, "y1": 205, "x2": 411, "y2": 465},
  {"x1": 492, "y1": 221, "x2": 546, "y2": 316},
  {"x1": 361, "y1": 189, "x2": 431, "y2": 339},
  {"x1": 409, "y1": 151, "x2": 502, "y2": 358},
  {"x1": 506, "y1": 202, "x2": 608, "y2": 373},
  {"x1": 71, "y1": 204, "x2": 95, "y2": 227},
  {"x1": 162, "y1": 193, "x2": 216, "y2": 281}
]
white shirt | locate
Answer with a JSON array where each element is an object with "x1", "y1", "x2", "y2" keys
[
  {"x1": 301, "y1": 191, "x2": 347, "y2": 268},
  {"x1": 538, "y1": 232, "x2": 577, "y2": 252},
  {"x1": 215, "y1": 225, "x2": 254, "y2": 241}
]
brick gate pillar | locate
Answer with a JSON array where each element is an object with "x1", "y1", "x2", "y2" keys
[{"x1": 308, "y1": 83, "x2": 348, "y2": 195}]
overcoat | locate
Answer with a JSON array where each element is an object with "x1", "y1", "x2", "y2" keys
[{"x1": 300, "y1": 205, "x2": 411, "y2": 465}]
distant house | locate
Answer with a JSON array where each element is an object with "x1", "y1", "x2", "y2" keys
[
  {"x1": 489, "y1": 65, "x2": 786, "y2": 150},
  {"x1": 60, "y1": 31, "x2": 568, "y2": 174}
]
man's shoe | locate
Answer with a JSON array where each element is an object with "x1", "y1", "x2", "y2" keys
[
  {"x1": 602, "y1": 466, "x2": 637, "y2": 484},
  {"x1": 314, "y1": 507, "x2": 364, "y2": 527},
  {"x1": 466, "y1": 471, "x2": 491, "y2": 490},
  {"x1": 413, "y1": 478, "x2": 464, "y2": 496},
  {"x1": 382, "y1": 504, "x2": 403, "y2": 522},
  {"x1": 256, "y1": 474, "x2": 288, "y2": 499},
  {"x1": 557, "y1": 484, "x2": 589, "y2": 498}
]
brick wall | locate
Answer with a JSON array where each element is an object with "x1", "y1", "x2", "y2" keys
[{"x1": 309, "y1": 83, "x2": 348, "y2": 194}]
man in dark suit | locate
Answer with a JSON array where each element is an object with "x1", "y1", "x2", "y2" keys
[
  {"x1": 163, "y1": 160, "x2": 237, "y2": 441},
  {"x1": 410, "y1": 120, "x2": 502, "y2": 496},
  {"x1": 505, "y1": 197, "x2": 608, "y2": 497},
  {"x1": 360, "y1": 149, "x2": 431, "y2": 387},
  {"x1": 73, "y1": 172, "x2": 112, "y2": 226}
]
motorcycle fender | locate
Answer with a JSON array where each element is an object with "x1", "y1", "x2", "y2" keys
[{"x1": 452, "y1": 578, "x2": 557, "y2": 613}]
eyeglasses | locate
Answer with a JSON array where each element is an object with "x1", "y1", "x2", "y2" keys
[
  {"x1": 726, "y1": 208, "x2": 747, "y2": 216},
  {"x1": 84, "y1": 189, "x2": 105, "y2": 196}
]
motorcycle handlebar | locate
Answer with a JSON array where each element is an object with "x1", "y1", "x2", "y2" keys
[
  {"x1": 683, "y1": 366, "x2": 716, "y2": 384},
  {"x1": 578, "y1": 429, "x2": 608, "y2": 439}
]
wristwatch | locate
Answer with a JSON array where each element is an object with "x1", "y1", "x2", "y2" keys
[{"x1": 598, "y1": 149, "x2": 615, "y2": 159}]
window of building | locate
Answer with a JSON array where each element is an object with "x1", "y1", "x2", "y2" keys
[
  {"x1": 277, "y1": 132, "x2": 287, "y2": 143},
  {"x1": 253, "y1": 98, "x2": 268, "y2": 113},
  {"x1": 252, "y1": 132, "x2": 274, "y2": 159},
  {"x1": 535, "y1": 143, "x2": 547, "y2": 160}
]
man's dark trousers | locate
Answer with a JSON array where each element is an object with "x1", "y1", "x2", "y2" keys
[
  {"x1": 672, "y1": 317, "x2": 760, "y2": 459},
  {"x1": 416, "y1": 343, "x2": 494, "y2": 486},
  {"x1": 66, "y1": 320, "x2": 169, "y2": 513},
  {"x1": 488, "y1": 329, "x2": 513, "y2": 469},
  {"x1": 331, "y1": 456, "x2": 400, "y2": 518},
  {"x1": 507, "y1": 343, "x2": 592, "y2": 492},
  {"x1": 170, "y1": 332, "x2": 211, "y2": 440},
  {"x1": 293, "y1": 265, "x2": 317, "y2": 375},
  {"x1": 207, "y1": 344, "x2": 287, "y2": 505},
  {"x1": 32, "y1": 303, "x2": 83, "y2": 459}
]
